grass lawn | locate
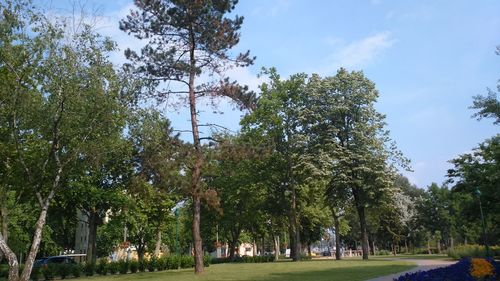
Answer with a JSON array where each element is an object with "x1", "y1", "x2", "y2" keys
[
  {"x1": 72, "y1": 259, "x2": 415, "y2": 281},
  {"x1": 373, "y1": 254, "x2": 452, "y2": 260}
]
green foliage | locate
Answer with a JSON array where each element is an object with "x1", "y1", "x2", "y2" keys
[
  {"x1": 30, "y1": 265, "x2": 41, "y2": 281},
  {"x1": 203, "y1": 255, "x2": 211, "y2": 267},
  {"x1": 117, "y1": 260, "x2": 129, "y2": 274},
  {"x1": 210, "y1": 255, "x2": 274, "y2": 264},
  {"x1": 180, "y1": 256, "x2": 194, "y2": 269},
  {"x1": 42, "y1": 264, "x2": 56, "y2": 280},
  {"x1": 147, "y1": 257, "x2": 157, "y2": 272},
  {"x1": 108, "y1": 262, "x2": 119, "y2": 275},
  {"x1": 448, "y1": 245, "x2": 488, "y2": 259},
  {"x1": 84, "y1": 262, "x2": 95, "y2": 277},
  {"x1": 96, "y1": 258, "x2": 109, "y2": 275},
  {"x1": 138, "y1": 259, "x2": 146, "y2": 272},
  {"x1": 57, "y1": 263, "x2": 71, "y2": 279},
  {"x1": 377, "y1": 250, "x2": 392, "y2": 256},
  {"x1": 129, "y1": 260, "x2": 139, "y2": 273},
  {"x1": 71, "y1": 263, "x2": 82, "y2": 278},
  {"x1": 167, "y1": 255, "x2": 180, "y2": 270}
]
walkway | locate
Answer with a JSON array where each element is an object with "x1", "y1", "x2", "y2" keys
[{"x1": 367, "y1": 258, "x2": 456, "y2": 281}]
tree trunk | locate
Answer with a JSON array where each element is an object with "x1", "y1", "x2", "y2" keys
[
  {"x1": 333, "y1": 214, "x2": 341, "y2": 260},
  {"x1": 450, "y1": 237, "x2": 454, "y2": 251},
  {"x1": 274, "y1": 235, "x2": 280, "y2": 261},
  {"x1": 427, "y1": 238, "x2": 432, "y2": 254},
  {"x1": 307, "y1": 243, "x2": 311, "y2": 257},
  {"x1": 404, "y1": 239, "x2": 408, "y2": 254},
  {"x1": 289, "y1": 187, "x2": 301, "y2": 261},
  {"x1": 372, "y1": 239, "x2": 376, "y2": 256},
  {"x1": 154, "y1": 228, "x2": 162, "y2": 257},
  {"x1": 192, "y1": 194, "x2": 203, "y2": 271},
  {"x1": 228, "y1": 229, "x2": 240, "y2": 261},
  {"x1": 355, "y1": 203, "x2": 369, "y2": 260},
  {"x1": 0, "y1": 202, "x2": 7, "y2": 263},
  {"x1": 437, "y1": 239, "x2": 441, "y2": 254},
  {"x1": 18, "y1": 199, "x2": 52, "y2": 281},
  {"x1": 0, "y1": 231, "x2": 19, "y2": 281},
  {"x1": 137, "y1": 238, "x2": 146, "y2": 261},
  {"x1": 87, "y1": 211, "x2": 99, "y2": 264},
  {"x1": 188, "y1": 25, "x2": 204, "y2": 275}
]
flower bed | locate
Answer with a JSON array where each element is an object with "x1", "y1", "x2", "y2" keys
[{"x1": 394, "y1": 257, "x2": 499, "y2": 281}]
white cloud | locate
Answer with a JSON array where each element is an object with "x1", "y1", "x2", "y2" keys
[
  {"x1": 314, "y1": 32, "x2": 396, "y2": 75},
  {"x1": 328, "y1": 31, "x2": 396, "y2": 70},
  {"x1": 252, "y1": 0, "x2": 290, "y2": 17}
]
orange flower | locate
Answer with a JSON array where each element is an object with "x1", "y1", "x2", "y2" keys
[{"x1": 470, "y1": 258, "x2": 494, "y2": 279}]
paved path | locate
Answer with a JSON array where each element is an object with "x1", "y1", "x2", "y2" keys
[{"x1": 367, "y1": 259, "x2": 456, "y2": 281}]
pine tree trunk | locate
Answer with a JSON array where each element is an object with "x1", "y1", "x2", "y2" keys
[
  {"x1": 192, "y1": 194, "x2": 203, "y2": 271},
  {"x1": 188, "y1": 25, "x2": 204, "y2": 275}
]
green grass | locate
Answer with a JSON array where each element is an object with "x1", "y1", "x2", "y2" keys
[
  {"x1": 373, "y1": 254, "x2": 451, "y2": 260},
  {"x1": 71, "y1": 259, "x2": 414, "y2": 281}
]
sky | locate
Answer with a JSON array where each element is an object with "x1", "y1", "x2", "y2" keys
[{"x1": 40, "y1": 0, "x2": 500, "y2": 189}]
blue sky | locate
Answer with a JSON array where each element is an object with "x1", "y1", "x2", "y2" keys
[{"x1": 42, "y1": 0, "x2": 499, "y2": 188}]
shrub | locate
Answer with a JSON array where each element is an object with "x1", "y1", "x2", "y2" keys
[
  {"x1": 157, "y1": 256, "x2": 167, "y2": 271},
  {"x1": 42, "y1": 264, "x2": 57, "y2": 280},
  {"x1": 57, "y1": 263, "x2": 71, "y2": 279},
  {"x1": 168, "y1": 255, "x2": 180, "y2": 270},
  {"x1": 203, "y1": 255, "x2": 211, "y2": 267},
  {"x1": 377, "y1": 250, "x2": 392, "y2": 256},
  {"x1": 129, "y1": 260, "x2": 139, "y2": 273},
  {"x1": 84, "y1": 262, "x2": 95, "y2": 276},
  {"x1": 138, "y1": 259, "x2": 146, "y2": 272},
  {"x1": 31, "y1": 266, "x2": 41, "y2": 281},
  {"x1": 108, "y1": 261, "x2": 119, "y2": 274},
  {"x1": 147, "y1": 257, "x2": 157, "y2": 272},
  {"x1": 96, "y1": 258, "x2": 108, "y2": 275},
  {"x1": 448, "y1": 245, "x2": 489, "y2": 259},
  {"x1": 179, "y1": 255, "x2": 192, "y2": 269},
  {"x1": 71, "y1": 263, "x2": 82, "y2": 278},
  {"x1": 118, "y1": 260, "x2": 129, "y2": 274}
]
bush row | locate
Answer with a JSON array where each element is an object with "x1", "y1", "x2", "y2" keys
[
  {"x1": 447, "y1": 245, "x2": 500, "y2": 259},
  {"x1": 211, "y1": 255, "x2": 275, "y2": 264},
  {"x1": 17, "y1": 255, "x2": 210, "y2": 280}
]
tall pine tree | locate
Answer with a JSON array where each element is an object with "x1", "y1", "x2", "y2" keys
[{"x1": 120, "y1": 0, "x2": 254, "y2": 273}]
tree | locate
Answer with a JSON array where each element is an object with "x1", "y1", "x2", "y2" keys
[
  {"x1": 120, "y1": 0, "x2": 254, "y2": 273},
  {"x1": 307, "y1": 69, "x2": 408, "y2": 260},
  {"x1": 470, "y1": 46, "x2": 500, "y2": 124},
  {"x1": 241, "y1": 69, "x2": 314, "y2": 261},
  {"x1": 126, "y1": 109, "x2": 185, "y2": 260},
  {"x1": 0, "y1": 2, "x2": 127, "y2": 279},
  {"x1": 447, "y1": 136, "x2": 500, "y2": 245}
]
